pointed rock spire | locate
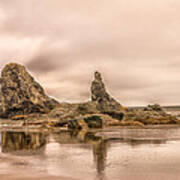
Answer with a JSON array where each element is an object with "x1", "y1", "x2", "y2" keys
[
  {"x1": 0, "y1": 63, "x2": 59, "y2": 118},
  {"x1": 91, "y1": 71, "x2": 125, "y2": 112}
]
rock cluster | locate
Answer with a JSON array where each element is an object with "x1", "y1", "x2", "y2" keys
[
  {"x1": 47, "y1": 71, "x2": 126, "y2": 129},
  {"x1": 0, "y1": 63, "x2": 59, "y2": 118},
  {"x1": 143, "y1": 104, "x2": 164, "y2": 112},
  {"x1": 123, "y1": 104, "x2": 178, "y2": 125},
  {"x1": 0, "y1": 62, "x2": 179, "y2": 130}
]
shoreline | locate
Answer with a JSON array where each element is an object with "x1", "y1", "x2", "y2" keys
[{"x1": 0, "y1": 122, "x2": 180, "y2": 133}]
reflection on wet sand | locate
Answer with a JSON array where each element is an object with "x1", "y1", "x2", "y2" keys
[
  {"x1": 1, "y1": 129, "x2": 180, "y2": 180},
  {"x1": 1, "y1": 131, "x2": 47, "y2": 154},
  {"x1": 0, "y1": 130, "x2": 170, "y2": 177},
  {"x1": 51, "y1": 130, "x2": 108, "y2": 175},
  {"x1": 127, "y1": 139, "x2": 167, "y2": 147}
]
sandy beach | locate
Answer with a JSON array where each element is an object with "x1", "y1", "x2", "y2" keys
[{"x1": 0, "y1": 175, "x2": 76, "y2": 180}]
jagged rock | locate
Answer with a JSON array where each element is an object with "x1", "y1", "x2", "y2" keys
[
  {"x1": 91, "y1": 71, "x2": 125, "y2": 112},
  {"x1": 0, "y1": 63, "x2": 59, "y2": 118}
]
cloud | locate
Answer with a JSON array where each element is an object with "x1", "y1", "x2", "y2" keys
[
  {"x1": 0, "y1": 0, "x2": 180, "y2": 105},
  {"x1": 26, "y1": 40, "x2": 71, "y2": 73}
]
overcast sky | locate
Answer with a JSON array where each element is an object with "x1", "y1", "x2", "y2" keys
[{"x1": 0, "y1": 0, "x2": 180, "y2": 106}]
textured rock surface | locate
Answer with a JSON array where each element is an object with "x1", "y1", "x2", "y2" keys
[
  {"x1": 0, "y1": 63, "x2": 59, "y2": 118},
  {"x1": 67, "y1": 114, "x2": 120, "y2": 129},
  {"x1": 91, "y1": 71, "x2": 125, "y2": 112},
  {"x1": 124, "y1": 104, "x2": 179, "y2": 125},
  {"x1": 68, "y1": 115, "x2": 103, "y2": 129},
  {"x1": 0, "y1": 63, "x2": 179, "y2": 129},
  {"x1": 143, "y1": 104, "x2": 165, "y2": 112},
  {"x1": 48, "y1": 101, "x2": 100, "y2": 125}
]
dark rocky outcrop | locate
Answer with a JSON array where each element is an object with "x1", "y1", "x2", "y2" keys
[
  {"x1": 0, "y1": 63, "x2": 59, "y2": 118},
  {"x1": 102, "y1": 111, "x2": 124, "y2": 121},
  {"x1": 143, "y1": 104, "x2": 165, "y2": 112},
  {"x1": 91, "y1": 71, "x2": 125, "y2": 112},
  {"x1": 48, "y1": 101, "x2": 100, "y2": 126},
  {"x1": 67, "y1": 113, "x2": 121, "y2": 129},
  {"x1": 68, "y1": 115, "x2": 103, "y2": 129},
  {"x1": 123, "y1": 104, "x2": 179, "y2": 125}
]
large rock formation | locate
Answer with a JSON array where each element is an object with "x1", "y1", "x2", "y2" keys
[
  {"x1": 0, "y1": 63, "x2": 179, "y2": 129},
  {"x1": 91, "y1": 71, "x2": 125, "y2": 112},
  {"x1": 0, "y1": 63, "x2": 59, "y2": 118},
  {"x1": 47, "y1": 71, "x2": 126, "y2": 127}
]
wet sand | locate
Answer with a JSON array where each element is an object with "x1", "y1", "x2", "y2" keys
[
  {"x1": 1, "y1": 127, "x2": 180, "y2": 180},
  {"x1": 0, "y1": 174, "x2": 180, "y2": 180},
  {"x1": 0, "y1": 175, "x2": 75, "y2": 180}
]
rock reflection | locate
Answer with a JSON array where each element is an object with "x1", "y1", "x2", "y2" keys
[
  {"x1": 78, "y1": 131, "x2": 108, "y2": 175},
  {"x1": 0, "y1": 130, "x2": 169, "y2": 177},
  {"x1": 127, "y1": 139, "x2": 167, "y2": 147},
  {"x1": 93, "y1": 139, "x2": 107, "y2": 176},
  {"x1": 1, "y1": 131, "x2": 47, "y2": 154},
  {"x1": 52, "y1": 130, "x2": 108, "y2": 175}
]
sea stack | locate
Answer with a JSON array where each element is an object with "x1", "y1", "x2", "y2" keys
[
  {"x1": 91, "y1": 71, "x2": 125, "y2": 112},
  {"x1": 0, "y1": 63, "x2": 59, "y2": 118}
]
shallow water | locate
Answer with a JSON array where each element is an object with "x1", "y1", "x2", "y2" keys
[{"x1": 1, "y1": 128, "x2": 180, "y2": 180}]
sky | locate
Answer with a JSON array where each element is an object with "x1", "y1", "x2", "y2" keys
[{"x1": 0, "y1": 0, "x2": 180, "y2": 106}]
